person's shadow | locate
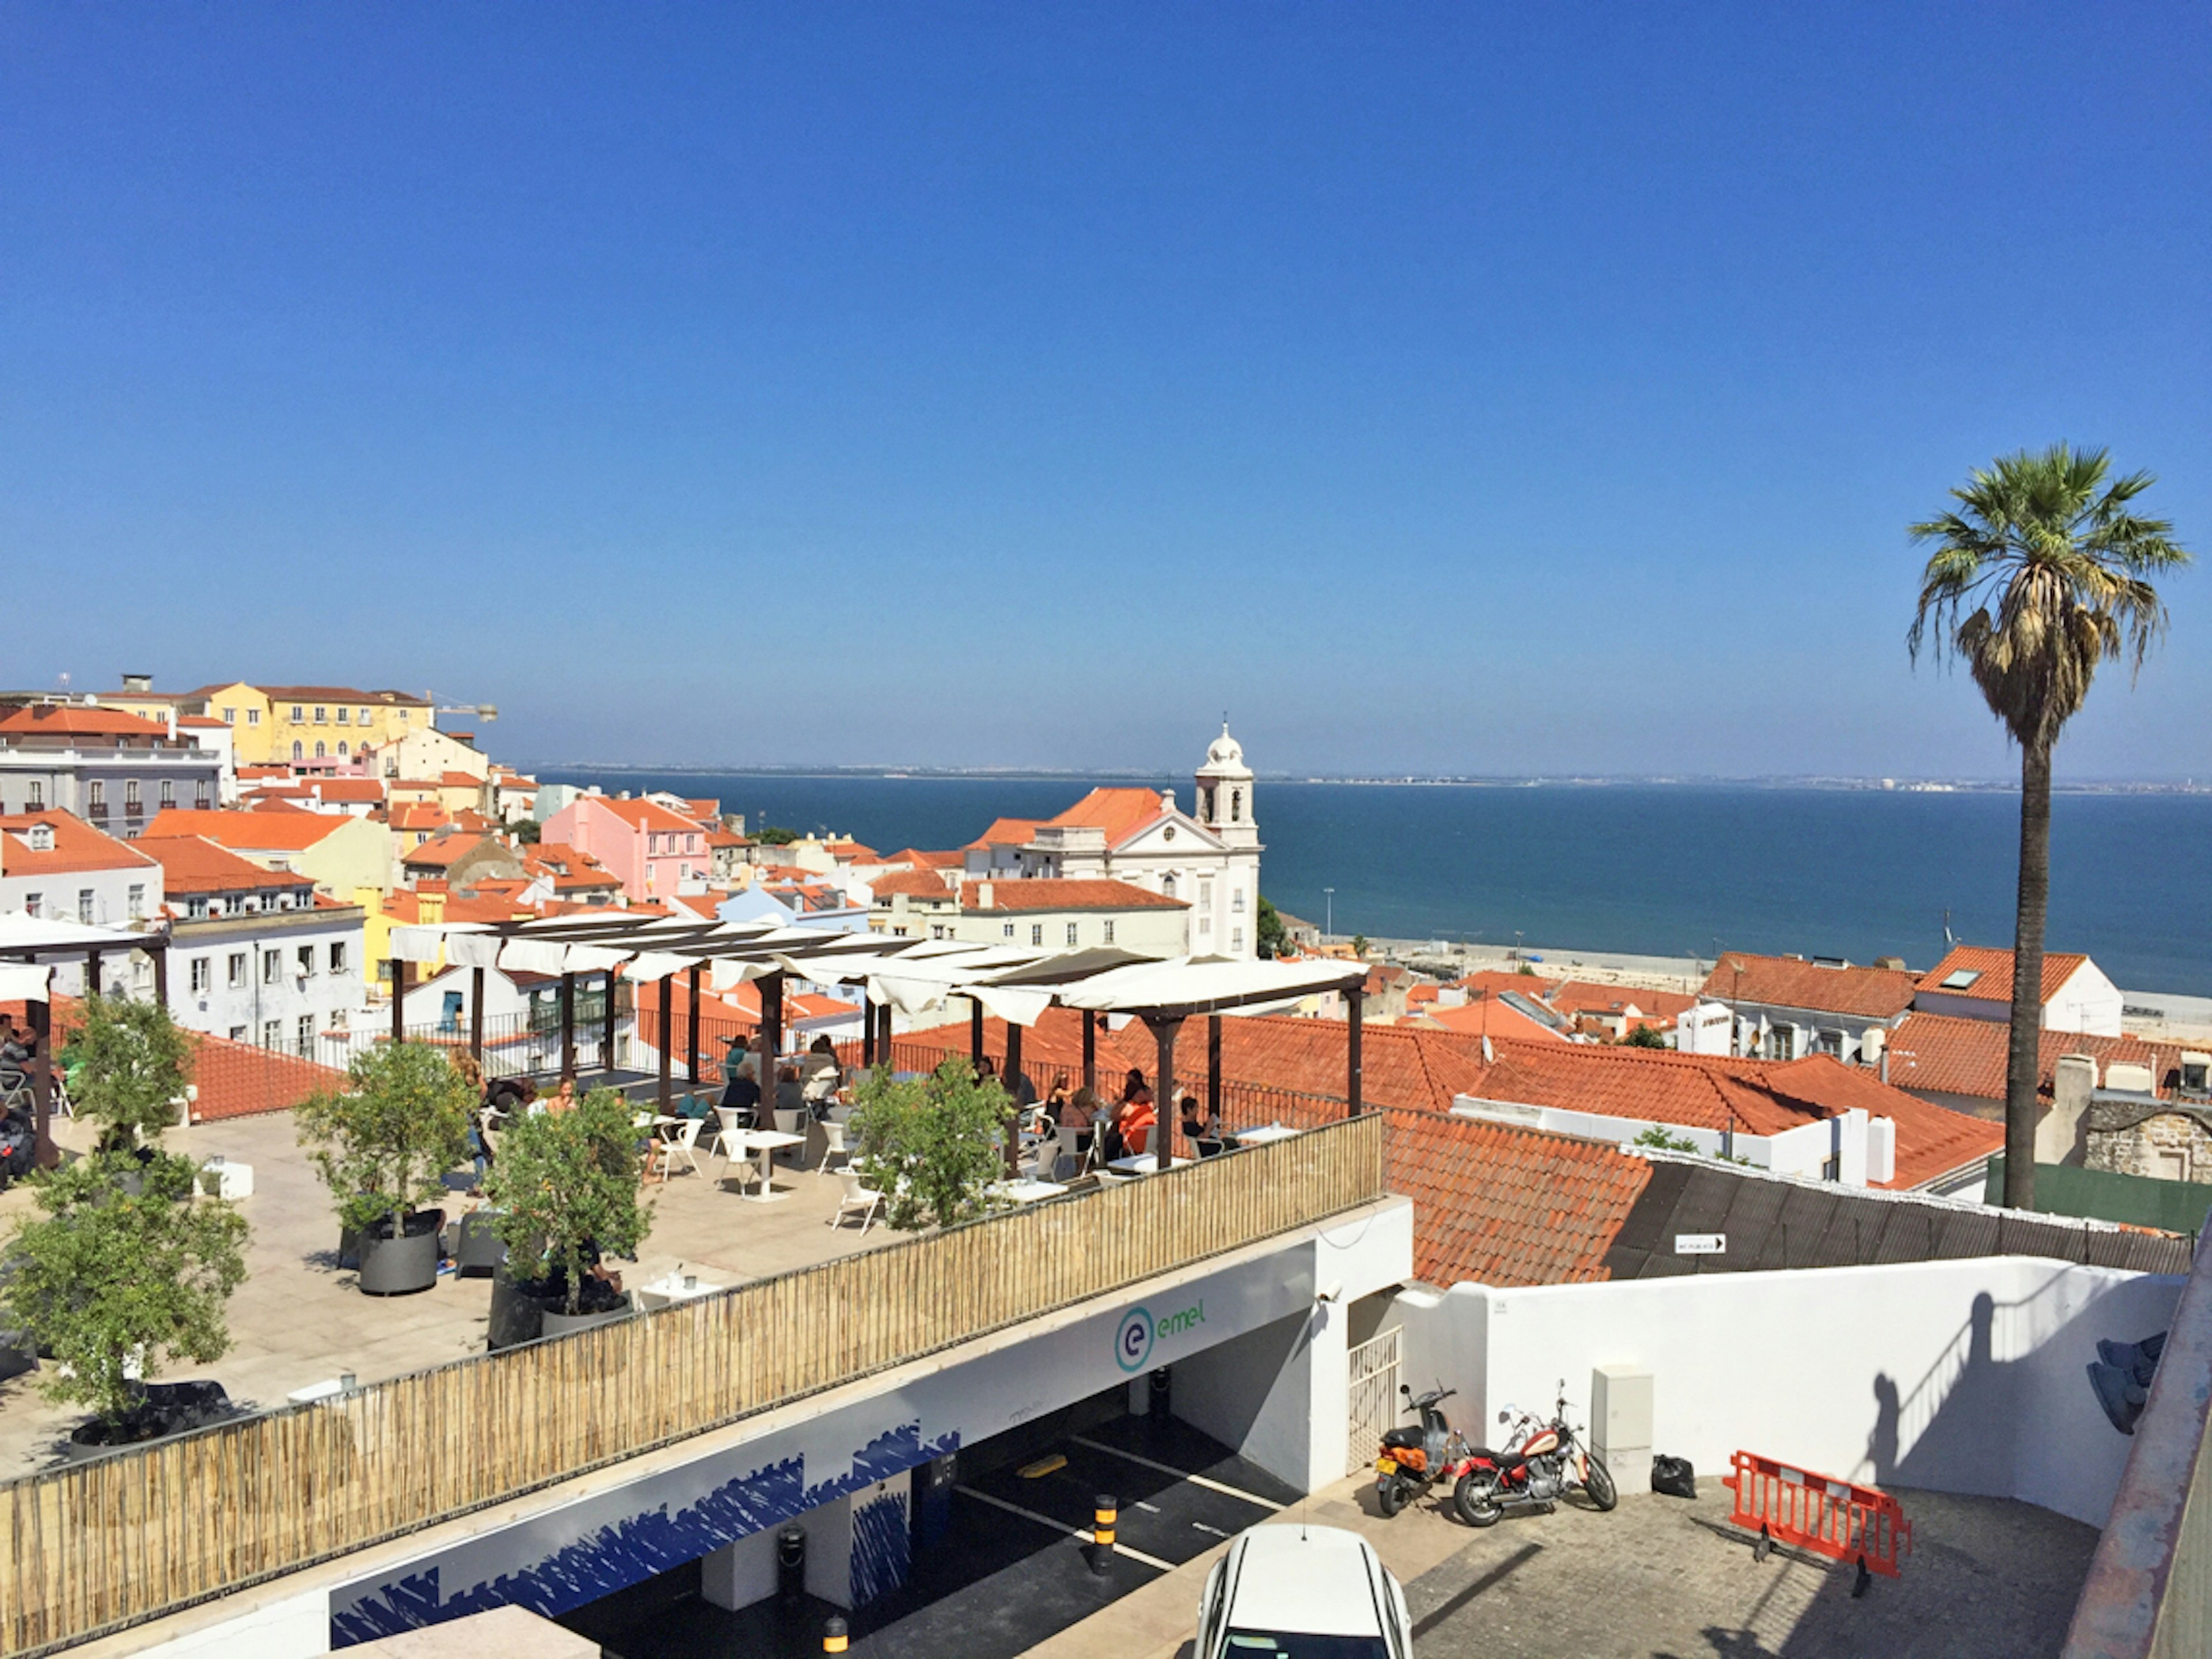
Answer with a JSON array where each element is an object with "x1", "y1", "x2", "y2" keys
[{"x1": 1868, "y1": 1373, "x2": 1899, "y2": 1487}]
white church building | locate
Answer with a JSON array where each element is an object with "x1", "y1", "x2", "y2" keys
[{"x1": 960, "y1": 725, "x2": 1266, "y2": 958}]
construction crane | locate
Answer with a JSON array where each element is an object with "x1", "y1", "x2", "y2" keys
[{"x1": 423, "y1": 691, "x2": 498, "y2": 725}]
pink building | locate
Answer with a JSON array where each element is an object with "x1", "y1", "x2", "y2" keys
[{"x1": 539, "y1": 796, "x2": 707, "y2": 901}]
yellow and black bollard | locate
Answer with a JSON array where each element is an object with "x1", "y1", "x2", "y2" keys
[
  {"x1": 1089, "y1": 1494, "x2": 1118, "y2": 1575},
  {"x1": 823, "y1": 1616, "x2": 849, "y2": 1654}
]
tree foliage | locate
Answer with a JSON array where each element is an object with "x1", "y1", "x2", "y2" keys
[
  {"x1": 1350, "y1": 934, "x2": 1369, "y2": 957},
  {"x1": 68, "y1": 994, "x2": 194, "y2": 1154},
  {"x1": 754, "y1": 825, "x2": 801, "y2": 846},
  {"x1": 484, "y1": 1088, "x2": 652, "y2": 1315},
  {"x1": 847, "y1": 1059, "x2": 1008, "y2": 1232},
  {"x1": 1632, "y1": 1124, "x2": 1701, "y2": 1156},
  {"x1": 0, "y1": 1152, "x2": 248, "y2": 1423},
  {"x1": 296, "y1": 1042, "x2": 475, "y2": 1237},
  {"x1": 1622, "y1": 1024, "x2": 1669, "y2": 1049},
  {"x1": 1255, "y1": 895, "x2": 1286, "y2": 959}
]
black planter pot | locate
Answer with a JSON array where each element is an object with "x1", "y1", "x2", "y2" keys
[
  {"x1": 65, "y1": 1381, "x2": 233, "y2": 1460},
  {"x1": 540, "y1": 1294, "x2": 633, "y2": 1339},
  {"x1": 487, "y1": 1267, "x2": 551, "y2": 1351},
  {"x1": 355, "y1": 1209, "x2": 445, "y2": 1296},
  {"x1": 451, "y1": 1211, "x2": 508, "y2": 1278}
]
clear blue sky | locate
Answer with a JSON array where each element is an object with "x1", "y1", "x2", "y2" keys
[{"x1": 5, "y1": 5, "x2": 2207, "y2": 779}]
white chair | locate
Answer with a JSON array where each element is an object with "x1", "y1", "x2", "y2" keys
[
  {"x1": 708, "y1": 1105, "x2": 750, "y2": 1166},
  {"x1": 831, "y1": 1170, "x2": 882, "y2": 1233},
  {"x1": 1093, "y1": 1167, "x2": 1136, "y2": 1187},
  {"x1": 649, "y1": 1116, "x2": 704, "y2": 1183},
  {"x1": 818, "y1": 1120, "x2": 851, "y2": 1174}
]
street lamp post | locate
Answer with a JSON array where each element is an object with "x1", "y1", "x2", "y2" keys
[{"x1": 1323, "y1": 888, "x2": 1334, "y2": 943}]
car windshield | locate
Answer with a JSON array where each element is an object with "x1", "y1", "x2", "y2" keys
[{"x1": 1226, "y1": 1631, "x2": 1389, "y2": 1659}]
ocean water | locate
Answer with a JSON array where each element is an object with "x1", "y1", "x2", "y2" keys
[{"x1": 540, "y1": 772, "x2": 2212, "y2": 996}]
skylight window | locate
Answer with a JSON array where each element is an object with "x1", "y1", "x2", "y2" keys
[{"x1": 1939, "y1": 968, "x2": 1983, "y2": 990}]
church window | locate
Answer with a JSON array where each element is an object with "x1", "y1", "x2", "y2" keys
[
  {"x1": 1232, "y1": 888, "x2": 1245, "y2": 914},
  {"x1": 1029, "y1": 923, "x2": 1043, "y2": 946},
  {"x1": 1230, "y1": 789, "x2": 1242, "y2": 823},
  {"x1": 1232, "y1": 926, "x2": 1244, "y2": 951},
  {"x1": 1200, "y1": 787, "x2": 1214, "y2": 819},
  {"x1": 1199, "y1": 880, "x2": 1213, "y2": 906},
  {"x1": 1161, "y1": 874, "x2": 1176, "y2": 899},
  {"x1": 1103, "y1": 921, "x2": 1115, "y2": 944}
]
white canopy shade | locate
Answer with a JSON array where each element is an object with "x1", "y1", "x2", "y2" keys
[{"x1": 0, "y1": 963, "x2": 52, "y2": 1005}]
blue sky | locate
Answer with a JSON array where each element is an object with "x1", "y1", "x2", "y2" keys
[{"x1": 5, "y1": 5, "x2": 2207, "y2": 779}]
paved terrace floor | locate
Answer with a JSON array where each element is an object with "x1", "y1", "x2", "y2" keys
[
  {"x1": 1034, "y1": 1469, "x2": 2094, "y2": 1659},
  {"x1": 0, "y1": 1107, "x2": 893, "y2": 1475}
]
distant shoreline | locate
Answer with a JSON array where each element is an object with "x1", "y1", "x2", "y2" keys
[{"x1": 524, "y1": 763, "x2": 2207, "y2": 796}]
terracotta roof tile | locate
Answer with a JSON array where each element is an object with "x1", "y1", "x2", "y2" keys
[
  {"x1": 0, "y1": 704, "x2": 169, "y2": 737},
  {"x1": 1702, "y1": 953, "x2": 1918, "y2": 1020},
  {"x1": 142, "y1": 808, "x2": 350, "y2": 853},
  {"x1": 964, "y1": 817, "x2": 1043, "y2": 851},
  {"x1": 0, "y1": 810, "x2": 157, "y2": 874},
  {"x1": 139, "y1": 834, "x2": 316, "y2": 894},
  {"x1": 1046, "y1": 787, "x2": 1169, "y2": 846},
  {"x1": 1887, "y1": 1012, "x2": 2191, "y2": 1102},
  {"x1": 959, "y1": 878, "x2": 1184, "y2": 912},
  {"x1": 1916, "y1": 945, "x2": 2091, "y2": 1006}
]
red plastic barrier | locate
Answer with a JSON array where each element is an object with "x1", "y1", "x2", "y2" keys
[{"x1": 1721, "y1": 1449, "x2": 1912, "y2": 1579}]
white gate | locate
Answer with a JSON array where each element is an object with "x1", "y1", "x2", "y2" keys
[{"x1": 1346, "y1": 1326, "x2": 1402, "y2": 1476}]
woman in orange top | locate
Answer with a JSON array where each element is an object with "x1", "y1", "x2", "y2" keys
[{"x1": 1119, "y1": 1094, "x2": 1158, "y2": 1156}]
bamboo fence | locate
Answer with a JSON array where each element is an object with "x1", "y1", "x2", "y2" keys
[{"x1": 0, "y1": 1112, "x2": 1385, "y2": 1656}]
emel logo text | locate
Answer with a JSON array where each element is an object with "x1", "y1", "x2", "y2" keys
[{"x1": 1115, "y1": 1308, "x2": 1154, "y2": 1373}]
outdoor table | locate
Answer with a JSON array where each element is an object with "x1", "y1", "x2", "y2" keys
[
  {"x1": 1228, "y1": 1122, "x2": 1300, "y2": 1146},
  {"x1": 635, "y1": 1270, "x2": 721, "y2": 1311},
  {"x1": 988, "y1": 1179, "x2": 1067, "y2": 1205},
  {"x1": 1108, "y1": 1153, "x2": 1196, "y2": 1176},
  {"x1": 734, "y1": 1130, "x2": 805, "y2": 1202},
  {"x1": 709, "y1": 1105, "x2": 754, "y2": 1164}
]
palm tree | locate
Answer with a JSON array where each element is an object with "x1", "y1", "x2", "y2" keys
[{"x1": 1909, "y1": 444, "x2": 2189, "y2": 1210}]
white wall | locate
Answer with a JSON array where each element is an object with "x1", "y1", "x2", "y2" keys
[
  {"x1": 1172, "y1": 1300, "x2": 1350, "y2": 1491},
  {"x1": 171, "y1": 917, "x2": 366, "y2": 1047},
  {"x1": 2050, "y1": 961, "x2": 2126, "y2": 1038},
  {"x1": 1396, "y1": 1256, "x2": 2181, "y2": 1527},
  {"x1": 1455, "y1": 1100, "x2": 1880, "y2": 1187}
]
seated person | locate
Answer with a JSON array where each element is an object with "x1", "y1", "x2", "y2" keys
[
  {"x1": 1180, "y1": 1094, "x2": 1224, "y2": 1154},
  {"x1": 774, "y1": 1064, "x2": 806, "y2": 1119},
  {"x1": 1119, "y1": 1092, "x2": 1158, "y2": 1157},
  {"x1": 799, "y1": 1036, "x2": 843, "y2": 1113},
  {"x1": 719, "y1": 1058, "x2": 763, "y2": 1124}
]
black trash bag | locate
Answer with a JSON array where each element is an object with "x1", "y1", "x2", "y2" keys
[{"x1": 1652, "y1": 1455, "x2": 1697, "y2": 1498}]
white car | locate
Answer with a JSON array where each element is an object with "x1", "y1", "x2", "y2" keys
[{"x1": 1195, "y1": 1522, "x2": 1414, "y2": 1659}]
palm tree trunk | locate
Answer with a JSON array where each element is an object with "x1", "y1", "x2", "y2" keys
[{"x1": 2003, "y1": 741, "x2": 2052, "y2": 1210}]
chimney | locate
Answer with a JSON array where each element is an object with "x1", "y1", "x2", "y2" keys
[
  {"x1": 978, "y1": 881, "x2": 995, "y2": 910},
  {"x1": 165, "y1": 706, "x2": 177, "y2": 741},
  {"x1": 2037, "y1": 1053, "x2": 2099, "y2": 1166}
]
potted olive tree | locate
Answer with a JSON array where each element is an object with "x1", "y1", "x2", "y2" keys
[
  {"x1": 297, "y1": 1043, "x2": 474, "y2": 1296},
  {"x1": 68, "y1": 994, "x2": 194, "y2": 1184},
  {"x1": 847, "y1": 1059, "x2": 1008, "y2": 1232},
  {"x1": 486, "y1": 1088, "x2": 650, "y2": 1338},
  {"x1": 0, "y1": 1149, "x2": 248, "y2": 1452}
]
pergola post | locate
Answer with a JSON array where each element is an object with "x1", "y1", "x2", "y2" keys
[
  {"x1": 1346, "y1": 986, "x2": 1365, "y2": 1116},
  {"x1": 1003, "y1": 1020, "x2": 1025, "y2": 1177},
  {"x1": 874, "y1": 999, "x2": 893, "y2": 1071},
  {"x1": 686, "y1": 961, "x2": 701, "y2": 1084},
  {"x1": 860, "y1": 994, "x2": 876, "y2": 1067},
  {"x1": 1207, "y1": 1013, "x2": 1222, "y2": 1130},
  {"x1": 756, "y1": 972, "x2": 783, "y2": 1118},
  {"x1": 600, "y1": 971, "x2": 618, "y2": 1075},
  {"x1": 969, "y1": 1001, "x2": 985, "y2": 1074},
  {"x1": 151, "y1": 941, "x2": 168, "y2": 1005},
  {"x1": 1082, "y1": 1010, "x2": 1097, "y2": 1097},
  {"x1": 391, "y1": 960, "x2": 406, "y2": 1046},
  {"x1": 657, "y1": 973, "x2": 674, "y2": 1111},
  {"x1": 28, "y1": 986, "x2": 55, "y2": 1171},
  {"x1": 469, "y1": 967, "x2": 486, "y2": 1064},
  {"x1": 1150, "y1": 1015, "x2": 1183, "y2": 1173},
  {"x1": 560, "y1": 971, "x2": 577, "y2": 1081},
  {"x1": 85, "y1": 949, "x2": 103, "y2": 998}
]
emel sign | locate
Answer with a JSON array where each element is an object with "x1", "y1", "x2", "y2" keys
[{"x1": 1114, "y1": 1301, "x2": 1205, "y2": 1373}]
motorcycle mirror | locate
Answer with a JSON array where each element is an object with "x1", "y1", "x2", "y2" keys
[
  {"x1": 1498, "y1": 1410, "x2": 1510, "y2": 1424},
  {"x1": 1399, "y1": 1383, "x2": 1411, "y2": 1396}
]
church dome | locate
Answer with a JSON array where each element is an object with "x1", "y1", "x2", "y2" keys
[{"x1": 1200, "y1": 722, "x2": 1248, "y2": 773}]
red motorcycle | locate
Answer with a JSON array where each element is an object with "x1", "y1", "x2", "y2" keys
[
  {"x1": 1373, "y1": 1383, "x2": 1471, "y2": 1517},
  {"x1": 1452, "y1": 1380, "x2": 1617, "y2": 1527}
]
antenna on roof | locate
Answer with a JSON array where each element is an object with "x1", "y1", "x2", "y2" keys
[{"x1": 1942, "y1": 908, "x2": 1957, "y2": 948}]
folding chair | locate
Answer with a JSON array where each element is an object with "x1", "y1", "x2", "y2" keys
[{"x1": 649, "y1": 1116, "x2": 705, "y2": 1183}]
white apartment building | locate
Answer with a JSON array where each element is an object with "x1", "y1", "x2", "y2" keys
[
  {"x1": 144, "y1": 834, "x2": 368, "y2": 1054},
  {"x1": 0, "y1": 810, "x2": 164, "y2": 995}
]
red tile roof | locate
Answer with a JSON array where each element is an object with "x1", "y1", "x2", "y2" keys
[
  {"x1": 257, "y1": 685, "x2": 427, "y2": 706},
  {"x1": 870, "y1": 869, "x2": 959, "y2": 900},
  {"x1": 138, "y1": 834, "x2": 316, "y2": 895},
  {"x1": 582, "y1": 796, "x2": 703, "y2": 835},
  {"x1": 0, "y1": 704, "x2": 169, "y2": 737},
  {"x1": 1047, "y1": 786, "x2": 1169, "y2": 845},
  {"x1": 1384, "y1": 1110, "x2": 1653, "y2": 1289},
  {"x1": 959, "y1": 878, "x2": 1185, "y2": 912},
  {"x1": 0, "y1": 810, "x2": 157, "y2": 874},
  {"x1": 1411, "y1": 995, "x2": 1569, "y2": 1044},
  {"x1": 3, "y1": 996, "x2": 346, "y2": 1123},
  {"x1": 1702, "y1": 953, "x2": 1918, "y2": 1020},
  {"x1": 964, "y1": 817, "x2": 1043, "y2": 851},
  {"x1": 142, "y1": 808, "x2": 351, "y2": 853},
  {"x1": 888, "y1": 848, "x2": 964, "y2": 870},
  {"x1": 1887, "y1": 1012, "x2": 2191, "y2": 1102},
  {"x1": 402, "y1": 832, "x2": 487, "y2": 869},
  {"x1": 1916, "y1": 945, "x2": 2092, "y2": 1007},
  {"x1": 1550, "y1": 981, "x2": 1699, "y2": 1021}
]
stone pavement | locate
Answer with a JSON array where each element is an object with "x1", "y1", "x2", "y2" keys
[
  {"x1": 0, "y1": 1106, "x2": 892, "y2": 1472},
  {"x1": 1024, "y1": 1469, "x2": 2095, "y2": 1659}
]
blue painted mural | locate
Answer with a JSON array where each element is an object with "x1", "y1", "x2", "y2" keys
[
  {"x1": 849, "y1": 1486, "x2": 911, "y2": 1607},
  {"x1": 330, "y1": 1422, "x2": 959, "y2": 1647}
]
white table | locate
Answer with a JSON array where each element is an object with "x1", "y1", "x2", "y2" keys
[
  {"x1": 635, "y1": 1271, "x2": 721, "y2": 1311},
  {"x1": 1108, "y1": 1154, "x2": 1196, "y2": 1176},
  {"x1": 732, "y1": 1130, "x2": 805, "y2": 1202},
  {"x1": 988, "y1": 1179, "x2": 1067, "y2": 1205},
  {"x1": 1229, "y1": 1122, "x2": 1300, "y2": 1146}
]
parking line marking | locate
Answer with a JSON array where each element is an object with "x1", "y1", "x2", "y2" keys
[
  {"x1": 1069, "y1": 1436, "x2": 1286, "y2": 1511},
  {"x1": 954, "y1": 1485, "x2": 1176, "y2": 1571}
]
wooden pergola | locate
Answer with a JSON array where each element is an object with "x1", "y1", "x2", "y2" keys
[{"x1": 387, "y1": 917, "x2": 1370, "y2": 1172}]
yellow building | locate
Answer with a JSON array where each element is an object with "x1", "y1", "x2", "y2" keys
[{"x1": 193, "y1": 683, "x2": 432, "y2": 767}]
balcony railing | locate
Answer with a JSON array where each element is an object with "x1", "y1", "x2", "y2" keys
[{"x1": 0, "y1": 1113, "x2": 1387, "y2": 1656}]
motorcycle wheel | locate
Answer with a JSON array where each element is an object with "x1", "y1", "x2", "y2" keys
[
  {"x1": 1453, "y1": 1471, "x2": 1505, "y2": 1528},
  {"x1": 1377, "y1": 1476, "x2": 1406, "y2": 1518},
  {"x1": 1583, "y1": 1453, "x2": 1618, "y2": 1512}
]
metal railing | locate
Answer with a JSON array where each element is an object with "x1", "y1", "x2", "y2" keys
[
  {"x1": 0, "y1": 1113, "x2": 1387, "y2": 1657},
  {"x1": 2062, "y1": 1210, "x2": 2212, "y2": 1659}
]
